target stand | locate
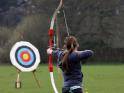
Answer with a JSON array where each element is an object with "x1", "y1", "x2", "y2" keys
[
  {"x1": 14, "y1": 69, "x2": 41, "y2": 89},
  {"x1": 10, "y1": 41, "x2": 41, "y2": 88}
]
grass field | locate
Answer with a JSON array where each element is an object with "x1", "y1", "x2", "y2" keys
[{"x1": 0, "y1": 64, "x2": 124, "y2": 93}]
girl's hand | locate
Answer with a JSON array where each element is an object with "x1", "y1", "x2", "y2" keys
[{"x1": 47, "y1": 48, "x2": 53, "y2": 55}]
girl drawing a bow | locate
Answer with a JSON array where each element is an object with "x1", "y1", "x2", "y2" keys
[{"x1": 47, "y1": 36, "x2": 94, "y2": 93}]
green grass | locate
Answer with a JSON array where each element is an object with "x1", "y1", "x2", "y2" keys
[
  {"x1": 83, "y1": 64, "x2": 124, "y2": 93},
  {"x1": 0, "y1": 64, "x2": 124, "y2": 93}
]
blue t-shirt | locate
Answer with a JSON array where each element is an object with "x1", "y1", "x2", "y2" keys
[{"x1": 53, "y1": 50, "x2": 93, "y2": 87}]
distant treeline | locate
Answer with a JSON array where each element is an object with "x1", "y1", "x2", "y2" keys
[{"x1": 0, "y1": 0, "x2": 124, "y2": 64}]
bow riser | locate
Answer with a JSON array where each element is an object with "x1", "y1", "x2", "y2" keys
[{"x1": 48, "y1": 29, "x2": 54, "y2": 72}]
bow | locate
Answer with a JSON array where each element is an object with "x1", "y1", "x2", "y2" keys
[{"x1": 48, "y1": 0, "x2": 63, "y2": 93}]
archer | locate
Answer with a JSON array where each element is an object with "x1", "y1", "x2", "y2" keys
[{"x1": 47, "y1": 36, "x2": 94, "y2": 93}]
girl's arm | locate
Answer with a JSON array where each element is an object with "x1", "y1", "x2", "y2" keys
[{"x1": 78, "y1": 50, "x2": 94, "y2": 60}]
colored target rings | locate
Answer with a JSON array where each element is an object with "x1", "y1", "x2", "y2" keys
[
  {"x1": 15, "y1": 46, "x2": 36, "y2": 68},
  {"x1": 10, "y1": 41, "x2": 40, "y2": 72}
]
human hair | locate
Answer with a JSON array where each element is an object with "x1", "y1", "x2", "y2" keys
[{"x1": 61, "y1": 36, "x2": 79, "y2": 72}]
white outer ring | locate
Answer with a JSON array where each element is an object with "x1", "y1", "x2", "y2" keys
[{"x1": 10, "y1": 41, "x2": 40, "y2": 72}]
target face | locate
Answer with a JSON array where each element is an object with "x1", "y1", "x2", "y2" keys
[{"x1": 10, "y1": 41, "x2": 40, "y2": 72}]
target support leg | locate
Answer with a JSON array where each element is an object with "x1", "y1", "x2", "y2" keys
[
  {"x1": 32, "y1": 70, "x2": 41, "y2": 88},
  {"x1": 15, "y1": 69, "x2": 21, "y2": 89}
]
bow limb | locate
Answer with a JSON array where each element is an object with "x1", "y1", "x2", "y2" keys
[
  {"x1": 50, "y1": 0, "x2": 63, "y2": 30},
  {"x1": 48, "y1": 0, "x2": 63, "y2": 93}
]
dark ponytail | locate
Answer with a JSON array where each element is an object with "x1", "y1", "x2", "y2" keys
[{"x1": 61, "y1": 36, "x2": 78, "y2": 72}]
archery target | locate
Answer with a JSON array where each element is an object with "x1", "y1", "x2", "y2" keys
[{"x1": 10, "y1": 41, "x2": 40, "y2": 72}]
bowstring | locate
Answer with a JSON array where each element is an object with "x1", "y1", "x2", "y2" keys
[{"x1": 62, "y1": 5, "x2": 70, "y2": 36}]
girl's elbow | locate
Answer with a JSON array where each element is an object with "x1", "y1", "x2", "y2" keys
[{"x1": 85, "y1": 50, "x2": 94, "y2": 56}]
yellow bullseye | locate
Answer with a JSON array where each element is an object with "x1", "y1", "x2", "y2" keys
[{"x1": 22, "y1": 53, "x2": 29, "y2": 60}]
